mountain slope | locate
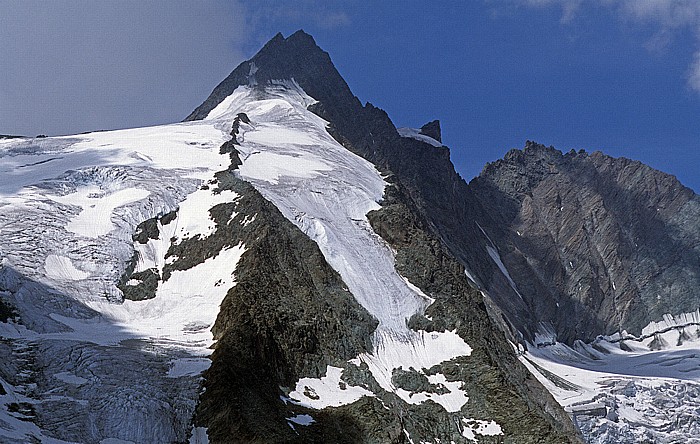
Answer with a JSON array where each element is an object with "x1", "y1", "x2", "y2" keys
[
  {"x1": 0, "y1": 31, "x2": 582, "y2": 443},
  {"x1": 469, "y1": 141, "x2": 700, "y2": 343},
  {"x1": 188, "y1": 30, "x2": 700, "y2": 444}
]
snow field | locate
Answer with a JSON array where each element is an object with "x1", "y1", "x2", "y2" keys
[
  {"x1": 44, "y1": 255, "x2": 90, "y2": 281},
  {"x1": 287, "y1": 366, "x2": 374, "y2": 409},
  {"x1": 524, "y1": 317, "x2": 700, "y2": 443},
  {"x1": 49, "y1": 186, "x2": 151, "y2": 238}
]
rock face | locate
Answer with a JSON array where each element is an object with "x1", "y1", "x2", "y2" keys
[
  {"x1": 419, "y1": 120, "x2": 441, "y2": 142},
  {"x1": 468, "y1": 141, "x2": 700, "y2": 343}
]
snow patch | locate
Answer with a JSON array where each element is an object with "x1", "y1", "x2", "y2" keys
[
  {"x1": 356, "y1": 329, "x2": 472, "y2": 412},
  {"x1": 171, "y1": 188, "x2": 238, "y2": 242},
  {"x1": 288, "y1": 365, "x2": 374, "y2": 409},
  {"x1": 486, "y1": 246, "x2": 523, "y2": 300},
  {"x1": 461, "y1": 418, "x2": 503, "y2": 441},
  {"x1": 397, "y1": 127, "x2": 442, "y2": 147},
  {"x1": 50, "y1": 186, "x2": 150, "y2": 238}
]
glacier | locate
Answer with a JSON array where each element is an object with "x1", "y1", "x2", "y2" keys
[{"x1": 0, "y1": 109, "x2": 244, "y2": 442}]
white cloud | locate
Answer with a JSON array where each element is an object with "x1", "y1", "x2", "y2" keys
[{"x1": 512, "y1": 0, "x2": 700, "y2": 96}]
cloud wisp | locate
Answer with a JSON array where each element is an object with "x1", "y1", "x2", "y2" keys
[{"x1": 512, "y1": 0, "x2": 700, "y2": 94}]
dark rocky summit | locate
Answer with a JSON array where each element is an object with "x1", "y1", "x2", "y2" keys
[
  {"x1": 469, "y1": 141, "x2": 700, "y2": 343},
  {"x1": 189, "y1": 30, "x2": 584, "y2": 443},
  {"x1": 419, "y1": 120, "x2": 441, "y2": 142}
]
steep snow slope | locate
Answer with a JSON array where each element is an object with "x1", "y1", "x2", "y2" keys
[{"x1": 205, "y1": 81, "x2": 475, "y2": 414}]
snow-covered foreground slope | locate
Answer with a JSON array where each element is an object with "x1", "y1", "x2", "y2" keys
[
  {"x1": 523, "y1": 314, "x2": 700, "y2": 443},
  {"x1": 0, "y1": 114, "x2": 245, "y2": 442}
]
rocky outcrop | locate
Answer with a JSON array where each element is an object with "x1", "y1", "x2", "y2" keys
[
  {"x1": 419, "y1": 120, "x2": 441, "y2": 142},
  {"x1": 180, "y1": 150, "x2": 379, "y2": 443},
  {"x1": 367, "y1": 179, "x2": 583, "y2": 443},
  {"x1": 0, "y1": 296, "x2": 13, "y2": 323}
]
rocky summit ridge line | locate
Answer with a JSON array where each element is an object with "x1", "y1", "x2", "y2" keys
[{"x1": 0, "y1": 29, "x2": 698, "y2": 443}]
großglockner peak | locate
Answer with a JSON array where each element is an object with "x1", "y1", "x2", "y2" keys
[{"x1": 0, "y1": 30, "x2": 698, "y2": 443}]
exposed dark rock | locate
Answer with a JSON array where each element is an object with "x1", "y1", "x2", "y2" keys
[
  {"x1": 118, "y1": 269, "x2": 159, "y2": 301},
  {"x1": 367, "y1": 179, "x2": 583, "y2": 443},
  {"x1": 419, "y1": 120, "x2": 441, "y2": 142},
  {"x1": 392, "y1": 368, "x2": 449, "y2": 395},
  {"x1": 0, "y1": 296, "x2": 14, "y2": 323},
  {"x1": 133, "y1": 218, "x2": 159, "y2": 244},
  {"x1": 160, "y1": 209, "x2": 178, "y2": 226}
]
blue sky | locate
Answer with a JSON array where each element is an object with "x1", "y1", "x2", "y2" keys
[{"x1": 1, "y1": 1, "x2": 698, "y2": 191}]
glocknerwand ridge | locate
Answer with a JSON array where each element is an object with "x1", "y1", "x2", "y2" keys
[{"x1": 0, "y1": 30, "x2": 699, "y2": 444}]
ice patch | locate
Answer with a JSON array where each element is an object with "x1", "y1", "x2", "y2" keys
[
  {"x1": 397, "y1": 127, "x2": 442, "y2": 147},
  {"x1": 238, "y1": 151, "x2": 333, "y2": 185},
  {"x1": 50, "y1": 186, "x2": 150, "y2": 238},
  {"x1": 54, "y1": 371, "x2": 88, "y2": 385},
  {"x1": 167, "y1": 358, "x2": 211, "y2": 378},
  {"x1": 189, "y1": 427, "x2": 209, "y2": 444},
  {"x1": 286, "y1": 414, "x2": 315, "y2": 426},
  {"x1": 44, "y1": 255, "x2": 89, "y2": 281}
]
